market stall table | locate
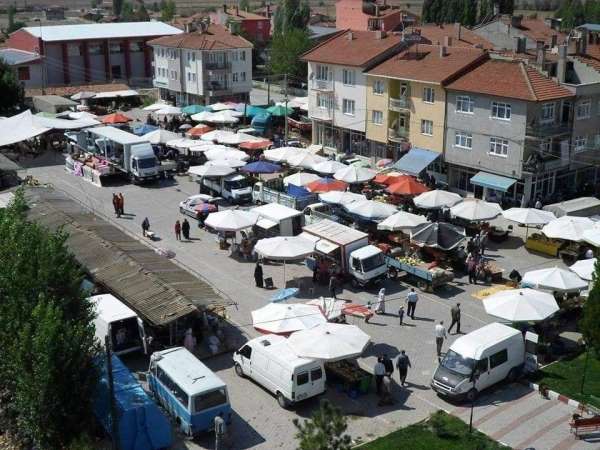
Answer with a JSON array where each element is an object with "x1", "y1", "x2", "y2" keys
[
  {"x1": 325, "y1": 359, "x2": 372, "y2": 396},
  {"x1": 525, "y1": 233, "x2": 563, "y2": 257}
]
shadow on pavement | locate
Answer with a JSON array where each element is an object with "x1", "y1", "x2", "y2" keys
[{"x1": 191, "y1": 409, "x2": 266, "y2": 449}]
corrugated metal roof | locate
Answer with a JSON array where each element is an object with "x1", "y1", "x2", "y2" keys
[
  {"x1": 26, "y1": 189, "x2": 225, "y2": 327},
  {"x1": 0, "y1": 48, "x2": 41, "y2": 65}
]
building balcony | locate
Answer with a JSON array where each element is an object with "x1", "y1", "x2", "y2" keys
[
  {"x1": 311, "y1": 79, "x2": 333, "y2": 92},
  {"x1": 388, "y1": 127, "x2": 409, "y2": 142},
  {"x1": 389, "y1": 96, "x2": 411, "y2": 112},
  {"x1": 309, "y1": 108, "x2": 333, "y2": 121},
  {"x1": 525, "y1": 121, "x2": 571, "y2": 139},
  {"x1": 204, "y1": 62, "x2": 231, "y2": 71},
  {"x1": 204, "y1": 82, "x2": 231, "y2": 95}
]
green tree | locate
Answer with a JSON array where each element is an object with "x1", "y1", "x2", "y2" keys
[
  {"x1": 293, "y1": 400, "x2": 352, "y2": 450},
  {"x1": 268, "y1": 27, "x2": 311, "y2": 78},
  {"x1": 160, "y1": 0, "x2": 176, "y2": 21},
  {"x1": 239, "y1": 0, "x2": 250, "y2": 12},
  {"x1": 0, "y1": 189, "x2": 99, "y2": 448},
  {"x1": 90, "y1": 0, "x2": 98, "y2": 8},
  {"x1": 582, "y1": 261, "x2": 600, "y2": 353},
  {"x1": 273, "y1": 0, "x2": 309, "y2": 34},
  {"x1": 0, "y1": 59, "x2": 24, "y2": 115},
  {"x1": 7, "y1": 4, "x2": 26, "y2": 33},
  {"x1": 137, "y1": 2, "x2": 150, "y2": 20},
  {"x1": 120, "y1": 1, "x2": 135, "y2": 20}
]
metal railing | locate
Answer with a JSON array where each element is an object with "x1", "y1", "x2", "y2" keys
[
  {"x1": 389, "y1": 96, "x2": 411, "y2": 111},
  {"x1": 311, "y1": 79, "x2": 333, "y2": 91},
  {"x1": 204, "y1": 62, "x2": 231, "y2": 71},
  {"x1": 526, "y1": 121, "x2": 571, "y2": 138},
  {"x1": 310, "y1": 108, "x2": 333, "y2": 121},
  {"x1": 388, "y1": 127, "x2": 409, "y2": 142}
]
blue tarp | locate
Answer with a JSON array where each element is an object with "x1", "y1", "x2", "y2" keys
[
  {"x1": 132, "y1": 124, "x2": 158, "y2": 135},
  {"x1": 393, "y1": 147, "x2": 440, "y2": 175},
  {"x1": 287, "y1": 183, "x2": 311, "y2": 198},
  {"x1": 241, "y1": 160, "x2": 282, "y2": 174},
  {"x1": 470, "y1": 171, "x2": 516, "y2": 192}
]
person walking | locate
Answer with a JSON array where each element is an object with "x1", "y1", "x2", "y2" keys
[
  {"x1": 448, "y1": 303, "x2": 461, "y2": 334},
  {"x1": 182, "y1": 218, "x2": 190, "y2": 240},
  {"x1": 406, "y1": 288, "x2": 418, "y2": 319},
  {"x1": 112, "y1": 193, "x2": 119, "y2": 217},
  {"x1": 398, "y1": 305, "x2": 405, "y2": 325},
  {"x1": 254, "y1": 262, "x2": 264, "y2": 288},
  {"x1": 435, "y1": 320, "x2": 447, "y2": 359},
  {"x1": 141, "y1": 217, "x2": 150, "y2": 237},
  {"x1": 378, "y1": 375, "x2": 394, "y2": 406},
  {"x1": 118, "y1": 193, "x2": 125, "y2": 216},
  {"x1": 467, "y1": 254, "x2": 477, "y2": 284},
  {"x1": 328, "y1": 274, "x2": 337, "y2": 299},
  {"x1": 479, "y1": 231, "x2": 488, "y2": 256},
  {"x1": 382, "y1": 354, "x2": 394, "y2": 377},
  {"x1": 375, "y1": 287, "x2": 386, "y2": 314},
  {"x1": 396, "y1": 350, "x2": 411, "y2": 386},
  {"x1": 374, "y1": 357, "x2": 385, "y2": 396},
  {"x1": 174, "y1": 220, "x2": 182, "y2": 241}
]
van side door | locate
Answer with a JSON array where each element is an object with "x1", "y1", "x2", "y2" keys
[
  {"x1": 293, "y1": 369, "x2": 312, "y2": 402},
  {"x1": 238, "y1": 345, "x2": 253, "y2": 377},
  {"x1": 488, "y1": 348, "x2": 510, "y2": 387},
  {"x1": 474, "y1": 358, "x2": 489, "y2": 391},
  {"x1": 310, "y1": 365, "x2": 326, "y2": 394}
]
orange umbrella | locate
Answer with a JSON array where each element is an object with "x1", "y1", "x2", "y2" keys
[
  {"x1": 306, "y1": 178, "x2": 348, "y2": 193},
  {"x1": 386, "y1": 176, "x2": 429, "y2": 196},
  {"x1": 187, "y1": 124, "x2": 214, "y2": 137},
  {"x1": 102, "y1": 112, "x2": 132, "y2": 124},
  {"x1": 374, "y1": 173, "x2": 402, "y2": 186},
  {"x1": 239, "y1": 139, "x2": 273, "y2": 151}
]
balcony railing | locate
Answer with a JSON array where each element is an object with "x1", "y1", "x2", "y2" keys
[
  {"x1": 311, "y1": 79, "x2": 333, "y2": 91},
  {"x1": 310, "y1": 108, "x2": 333, "y2": 121},
  {"x1": 526, "y1": 121, "x2": 571, "y2": 138},
  {"x1": 389, "y1": 96, "x2": 411, "y2": 111},
  {"x1": 204, "y1": 82, "x2": 230, "y2": 93},
  {"x1": 388, "y1": 127, "x2": 409, "y2": 142},
  {"x1": 204, "y1": 62, "x2": 231, "y2": 71}
]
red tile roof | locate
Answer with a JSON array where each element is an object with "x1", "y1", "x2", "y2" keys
[
  {"x1": 147, "y1": 24, "x2": 252, "y2": 49},
  {"x1": 446, "y1": 59, "x2": 573, "y2": 101},
  {"x1": 301, "y1": 29, "x2": 403, "y2": 67},
  {"x1": 367, "y1": 45, "x2": 488, "y2": 84},
  {"x1": 574, "y1": 54, "x2": 600, "y2": 74},
  {"x1": 221, "y1": 6, "x2": 270, "y2": 21},
  {"x1": 503, "y1": 18, "x2": 566, "y2": 46},
  {"x1": 407, "y1": 23, "x2": 493, "y2": 50}
]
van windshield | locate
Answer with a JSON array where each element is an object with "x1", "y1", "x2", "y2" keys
[
  {"x1": 361, "y1": 253, "x2": 384, "y2": 272},
  {"x1": 441, "y1": 350, "x2": 475, "y2": 377},
  {"x1": 225, "y1": 179, "x2": 250, "y2": 190},
  {"x1": 137, "y1": 157, "x2": 156, "y2": 169},
  {"x1": 193, "y1": 388, "x2": 228, "y2": 413}
]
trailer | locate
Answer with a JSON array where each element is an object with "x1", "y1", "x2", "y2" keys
[
  {"x1": 385, "y1": 255, "x2": 454, "y2": 292},
  {"x1": 253, "y1": 179, "x2": 318, "y2": 211}
]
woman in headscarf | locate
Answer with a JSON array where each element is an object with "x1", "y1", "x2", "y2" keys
[
  {"x1": 375, "y1": 287, "x2": 386, "y2": 314},
  {"x1": 254, "y1": 261, "x2": 264, "y2": 288}
]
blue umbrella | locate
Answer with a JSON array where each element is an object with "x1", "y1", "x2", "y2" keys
[
  {"x1": 270, "y1": 288, "x2": 300, "y2": 303},
  {"x1": 132, "y1": 123, "x2": 158, "y2": 135},
  {"x1": 241, "y1": 160, "x2": 282, "y2": 174},
  {"x1": 182, "y1": 104, "x2": 210, "y2": 115}
]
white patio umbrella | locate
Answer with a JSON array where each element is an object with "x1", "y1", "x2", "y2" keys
[
  {"x1": 210, "y1": 102, "x2": 235, "y2": 111},
  {"x1": 287, "y1": 323, "x2": 371, "y2": 361},
  {"x1": 542, "y1": 216, "x2": 595, "y2": 242},
  {"x1": 450, "y1": 199, "x2": 502, "y2": 221},
  {"x1": 251, "y1": 303, "x2": 326, "y2": 334},
  {"x1": 264, "y1": 147, "x2": 299, "y2": 162},
  {"x1": 413, "y1": 189, "x2": 462, "y2": 209},
  {"x1": 155, "y1": 105, "x2": 182, "y2": 116},
  {"x1": 570, "y1": 258, "x2": 596, "y2": 281},
  {"x1": 344, "y1": 200, "x2": 397, "y2": 220},
  {"x1": 502, "y1": 208, "x2": 556, "y2": 225},
  {"x1": 582, "y1": 227, "x2": 600, "y2": 247},
  {"x1": 482, "y1": 288, "x2": 559, "y2": 322},
  {"x1": 254, "y1": 236, "x2": 316, "y2": 284},
  {"x1": 305, "y1": 297, "x2": 346, "y2": 321},
  {"x1": 204, "y1": 209, "x2": 258, "y2": 231},
  {"x1": 204, "y1": 147, "x2": 248, "y2": 161},
  {"x1": 334, "y1": 165, "x2": 376, "y2": 184},
  {"x1": 522, "y1": 267, "x2": 588, "y2": 292},
  {"x1": 287, "y1": 152, "x2": 326, "y2": 169},
  {"x1": 205, "y1": 158, "x2": 247, "y2": 168},
  {"x1": 377, "y1": 211, "x2": 428, "y2": 231},
  {"x1": 283, "y1": 172, "x2": 320, "y2": 187},
  {"x1": 219, "y1": 132, "x2": 259, "y2": 145},
  {"x1": 201, "y1": 130, "x2": 234, "y2": 142},
  {"x1": 312, "y1": 160, "x2": 347, "y2": 175},
  {"x1": 166, "y1": 138, "x2": 199, "y2": 150},
  {"x1": 318, "y1": 191, "x2": 366, "y2": 206},
  {"x1": 143, "y1": 129, "x2": 180, "y2": 145},
  {"x1": 210, "y1": 110, "x2": 241, "y2": 124},
  {"x1": 68, "y1": 111, "x2": 98, "y2": 120},
  {"x1": 188, "y1": 165, "x2": 235, "y2": 177},
  {"x1": 191, "y1": 111, "x2": 215, "y2": 122}
]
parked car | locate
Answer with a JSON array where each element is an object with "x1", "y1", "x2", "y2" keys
[{"x1": 179, "y1": 194, "x2": 218, "y2": 220}]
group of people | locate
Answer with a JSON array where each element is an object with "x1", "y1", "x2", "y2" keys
[
  {"x1": 174, "y1": 219, "x2": 192, "y2": 241},
  {"x1": 465, "y1": 230, "x2": 489, "y2": 284},
  {"x1": 111, "y1": 193, "x2": 125, "y2": 218},
  {"x1": 373, "y1": 351, "x2": 412, "y2": 406}
]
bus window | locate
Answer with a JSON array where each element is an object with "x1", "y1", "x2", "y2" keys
[
  {"x1": 193, "y1": 388, "x2": 228, "y2": 413},
  {"x1": 156, "y1": 366, "x2": 190, "y2": 409}
]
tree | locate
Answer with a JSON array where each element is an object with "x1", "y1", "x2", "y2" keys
[
  {"x1": 268, "y1": 27, "x2": 311, "y2": 79},
  {"x1": 293, "y1": 400, "x2": 352, "y2": 450},
  {"x1": 120, "y1": 1, "x2": 135, "y2": 20},
  {"x1": 160, "y1": 0, "x2": 176, "y2": 21},
  {"x1": 0, "y1": 189, "x2": 99, "y2": 448},
  {"x1": 113, "y1": 0, "x2": 124, "y2": 16},
  {"x1": 239, "y1": 0, "x2": 250, "y2": 12},
  {"x1": 7, "y1": 4, "x2": 26, "y2": 34},
  {"x1": 137, "y1": 2, "x2": 150, "y2": 21},
  {"x1": 582, "y1": 261, "x2": 600, "y2": 353},
  {"x1": 273, "y1": 0, "x2": 310, "y2": 34},
  {"x1": 0, "y1": 59, "x2": 23, "y2": 115}
]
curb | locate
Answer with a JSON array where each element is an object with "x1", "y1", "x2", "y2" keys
[{"x1": 523, "y1": 380, "x2": 599, "y2": 414}]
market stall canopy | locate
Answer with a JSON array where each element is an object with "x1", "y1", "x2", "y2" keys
[
  {"x1": 182, "y1": 104, "x2": 210, "y2": 115},
  {"x1": 305, "y1": 297, "x2": 346, "y2": 321},
  {"x1": 210, "y1": 102, "x2": 235, "y2": 111},
  {"x1": 334, "y1": 165, "x2": 376, "y2": 184},
  {"x1": 142, "y1": 129, "x2": 180, "y2": 145},
  {"x1": 450, "y1": 199, "x2": 502, "y2": 221},
  {"x1": 264, "y1": 146, "x2": 299, "y2": 163},
  {"x1": 541, "y1": 216, "x2": 595, "y2": 242},
  {"x1": 204, "y1": 209, "x2": 258, "y2": 231},
  {"x1": 167, "y1": 138, "x2": 202, "y2": 150},
  {"x1": 155, "y1": 105, "x2": 182, "y2": 116},
  {"x1": 191, "y1": 111, "x2": 215, "y2": 122},
  {"x1": 254, "y1": 236, "x2": 316, "y2": 261},
  {"x1": 94, "y1": 89, "x2": 138, "y2": 99},
  {"x1": 502, "y1": 207, "x2": 557, "y2": 225},
  {"x1": 470, "y1": 171, "x2": 517, "y2": 193},
  {"x1": 66, "y1": 111, "x2": 98, "y2": 120},
  {"x1": 267, "y1": 104, "x2": 293, "y2": 116},
  {"x1": 393, "y1": 147, "x2": 440, "y2": 176},
  {"x1": 188, "y1": 164, "x2": 235, "y2": 177},
  {"x1": 283, "y1": 172, "x2": 320, "y2": 187},
  {"x1": 251, "y1": 303, "x2": 326, "y2": 334},
  {"x1": 306, "y1": 177, "x2": 348, "y2": 193},
  {"x1": 142, "y1": 102, "x2": 169, "y2": 111},
  {"x1": 287, "y1": 96, "x2": 308, "y2": 110},
  {"x1": 318, "y1": 191, "x2": 366, "y2": 206},
  {"x1": 0, "y1": 111, "x2": 64, "y2": 146},
  {"x1": 523, "y1": 267, "x2": 587, "y2": 292},
  {"x1": 582, "y1": 228, "x2": 600, "y2": 247},
  {"x1": 70, "y1": 91, "x2": 97, "y2": 101},
  {"x1": 204, "y1": 147, "x2": 248, "y2": 161},
  {"x1": 187, "y1": 124, "x2": 214, "y2": 137},
  {"x1": 343, "y1": 200, "x2": 397, "y2": 220},
  {"x1": 33, "y1": 114, "x2": 99, "y2": 129},
  {"x1": 205, "y1": 158, "x2": 247, "y2": 168},
  {"x1": 287, "y1": 152, "x2": 326, "y2": 169},
  {"x1": 236, "y1": 104, "x2": 269, "y2": 118},
  {"x1": 239, "y1": 139, "x2": 272, "y2": 151},
  {"x1": 312, "y1": 160, "x2": 347, "y2": 175},
  {"x1": 378, "y1": 211, "x2": 428, "y2": 231},
  {"x1": 132, "y1": 123, "x2": 158, "y2": 135},
  {"x1": 373, "y1": 172, "x2": 403, "y2": 186},
  {"x1": 386, "y1": 176, "x2": 429, "y2": 196},
  {"x1": 201, "y1": 129, "x2": 235, "y2": 142},
  {"x1": 410, "y1": 222, "x2": 466, "y2": 250},
  {"x1": 241, "y1": 160, "x2": 281, "y2": 174},
  {"x1": 102, "y1": 112, "x2": 132, "y2": 124},
  {"x1": 569, "y1": 258, "x2": 596, "y2": 281},
  {"x1": 219, "y1": 132, "x2": 260, "y2": 146},
  {"x1": 413, "y1": 189, "x2": 462, "y2": 210},
  {"x1": 482, "y1": 288, "x2": 559, "y2": 322},
  {"x1": 543, "y1": 197, "x2": 600, "y2": 218},
  {"x1": 287, "y1": 323, "x2": 370, "y2": 361}
]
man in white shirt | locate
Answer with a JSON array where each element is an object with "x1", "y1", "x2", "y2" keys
[
  {"x1": 435, "y1": 320, "x2": 447, "y2": 359},
  {"x1": 374, "y1": 356, "x2": 386, "y2": 396},
  {"x1": 406, "y1": 288, "x2": 418, "y2": 319}
]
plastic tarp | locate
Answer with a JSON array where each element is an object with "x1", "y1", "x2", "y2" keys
[
  {"x1": 93, "y1": 89, "x2": 139, "y2": 99},
  {"x1": 543, "y1": 197, "x2": 600, "y2": 218},
  {"x1": 33, "y1": 115, "x2": 99, "y2": 129},
  {"x1": 287, "y1": 183, "x2": 312, "y2": 198},
  {"x1": 0, "y1": 110, "x2": 50, "y2": 147}
]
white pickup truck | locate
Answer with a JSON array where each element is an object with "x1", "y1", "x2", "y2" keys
[{"x1": 202, "y1": 174, "x2": 253, "y2": 204}]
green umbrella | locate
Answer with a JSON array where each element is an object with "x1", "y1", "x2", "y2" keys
[
  {"x1": 266, "y1": 104, "x2": 293, "y2": 116},
  {"x1": 182, "y1": 104, "x2": 210, "y2": 115}
]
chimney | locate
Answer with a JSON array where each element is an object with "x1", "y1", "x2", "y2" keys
[
  {"x1": 511, "y1": 15, "x2": 522, "y2": 28},
  {"x1": 454, "y1": 22, "x2": 461, "y2": 41},
  {"x1": 444, "y1": 35, "x2": 453, "y2": 47},
  {"x1": 551, "y1": 34, "x2": 557, "y2": 48},
  {"x1": 440, "y1": 45, "x2": 447, "y2": 57},
  {"x1": 536, "y1": 41, "x2": 545, "y2": 65},
  {"x1": 347, "y1": 31, "x2": 354, "y2": 41},
  {"x1": 557, "y1": 44, "x2": 567, "y2": 83},
  {"x1": 375, "y1": 30, "x2": 387, "y2": 39}
]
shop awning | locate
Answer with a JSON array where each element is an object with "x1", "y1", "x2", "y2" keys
[
  {"x1": 393, "y1": 147, "x2": 440, "y2": 175},
  {"x1": 470, "y1": 171, "x2": 517, "y2": 192}
]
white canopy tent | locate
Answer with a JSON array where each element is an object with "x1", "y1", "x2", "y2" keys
[
  {"x1": 570, "y1": 258, "x2": 596, "y2": 281},
  {"x1": 251, "y1": 303, "x2": 326, "y2": 334},
  {"x1": 205, "y1": 159, "x2": 247, "y2": 168},
  {"x1": 155, "y1": 105, "x2": 182, "y2": 116},
  {"x1": 413, "y1": 189, "x2": 462, "y2": 209},
  {"x1": 318, "y1": 191, "x2": 366, "y2": 206},
  {"x1": 450, "y1": 199, "x2": 502, "y2": 221},
  {"x1": 287, "y1": 323, "x2": 370, "y2": 361},
  {"x1": 264, "y1": 147, "x2": 299, "y2": 162},
  {"x1": 254, "y1": 236, "x2": 316, "y2": 284},
  {"x1": 522, "y1": 267, "x2": 588, "y2": 292},
  {"x1": 204, "y1": 147, "x2": 248, "y2": 161},
  {"x1": 334, "y1": 165, "x2": 376, "y2": 184},
  {"x1": 313, "y1": 160, "x2": 347, "y2": 175},
  {"x1": 287, "y1": 152, "x2": 326, "y2": 169},
  {"x1": 502, "y1": 208, "x2": 557, "y2": 225},
  {"x1": 542, "y1": 216, "x2": 596, "y2": 242},
  {"x1": 344, "y1": 200, "x2": 397, "y2": 220},
  {"x1": 377, "y1": 211, "x2": 428, "y2": 231},
  {"x1": 188, "y1": 165, "x2": 235, "y2": 177},
  {"x1": 283, "y1": 172, "x2": 320, "y2": 187},
  {"x1": 482, "y1": 288, "x2": 559, "y2": 322},
  {"x1": 204, "y1": 209, "x2": 258, "y2": 231},
  {"x1": 142, "y1": 129, "x2": 180, "y2": 145},
  {"x1": 0, "y1": 110, "x2": 50, "y2": 146}
]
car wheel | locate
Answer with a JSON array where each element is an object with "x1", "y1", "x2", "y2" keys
[
  {"x1": 351, "y1": 278, "x2": 359, "y2": 288},
  {"x1": 234, "y1": 363, "x2": 244, "y2": 378},
  {"x1": 466, "y1": 388, "x2": 478, "y2": 402},
  {"x1": 506, "y1": 368, "x2": 519, "y2": 383},
  {"x1": 179, "y1": 207, "x2": 185, "y2": 214},
  {"x1": 277, "y1": 392, "x2": 288, "y2": 408}
]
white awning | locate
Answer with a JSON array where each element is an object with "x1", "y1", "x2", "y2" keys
[
  {"x1": 0, "y1": 110, "x2": 49, "y2": 147},
  {"x1": 256, "y1": 218, "x2": 278, "y2": 229},
  {"x1": 93, "y1": 89, "x2": 139, "y2": 99}
]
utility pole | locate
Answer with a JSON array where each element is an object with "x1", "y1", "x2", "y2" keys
[
  {"x1": 284, "y1": 73, "x2": 289, "y2": 145},
  {"x1": 266, "y1": 76, "x2": 270, "y2": 105},
  {"x1": 105, "y1": 336, "x2": 120, "y2": 450}
]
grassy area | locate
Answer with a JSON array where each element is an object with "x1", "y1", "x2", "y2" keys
[
  {"x1": 359, "y1": 411, "x2": 507, "y2": 450},
  {"x1": 530, "y1": 352, "x2": 600, "y2": 410}
]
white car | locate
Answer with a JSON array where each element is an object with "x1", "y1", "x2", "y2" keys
[{"x1": 179, "y1": 194, "x2": 218, "y2": 219}]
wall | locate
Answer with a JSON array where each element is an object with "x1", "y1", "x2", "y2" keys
[
  {"x1": 331, "y1": 63, "x2": 366, "y2": 133},
  {"x1": 365, "y1": 74, "x2": 388, "y2": 143},
  {"x1": 444, "y1": 90, "x2": 528, "y2": 179},
  {"x1": 241, "y1": 20, "x2": 270, "y2": 43},
  {"x1": 15, "y1": 62, "x2": 43, "y2": 88},
  {"x1": 408, "y1": 81, "x2": 446, "y2": 152},
  {"x1": 230, "y1": 48, "x2": 252, "y2": 94}
]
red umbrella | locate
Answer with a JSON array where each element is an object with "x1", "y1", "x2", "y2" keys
[
  {"x1": 239, "y1": 139, "x2": 272, "y2": 151},
  {"x1": 374, "y1": 173, "x2": 402, "y2": 186},
  {"x1": 102, "y1": 112, "x2": 132, "y2": 124},
  {"x1": 306, "y1": 177, "x2": 348, "y2": 193},
  {"x1": 386, "y1": 176, "x2": 429, "y2": 195},
  {"x1": 187, "y1": 124, "x2": 213, "y2": 137}
]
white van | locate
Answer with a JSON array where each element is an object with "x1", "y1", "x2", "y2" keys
[
  {"x1": 91, "y1": 294, "x2": 147, "y2": 355},
  {"x1": 431, "y1": 323, "x2": 538, "y2": 402},
  {"x1": 233, "y1": 335, "x2": 326, "y2": 408}
]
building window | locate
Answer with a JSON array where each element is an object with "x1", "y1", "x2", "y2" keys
[
  {"x1": 574, "y1": 135, "x2": 587, "y2": 152},
  {"x1": 191, "y1": 51, "x2": 195, "y2": 62},
  {"x1": 241, "y1": 72, "x2": 246, "y2": 81},
  {"x1": 421, "y1": 119, "x2": 433, "y2": 136},
  {"x1": 89, "y1": 43, "x2": 103, "y2": 55},
  {"x1": 342, "y1": 69, "x2": 355, "y2": 86},
  {"x1": 489, "y1": 137, "x2": 509, "y2": 157},
  {"x1": 110, "y1": 43, "x2": 122, "y2": 54},
  {"x1": 342, "y1": 99, "x2": 355, "y2": 116},
  {"x1": 456, "y1": 95, "x2": 474, "y2": 113},
  {"x1": 595, "y1": 134, "x2": 600, "y2": 147},
  {"x1": 17, "y1": 66, "x2": 30, "y2": 81},
  {"x1": 187, "y1": 72, "x2": 191, "y2": 81},
  {"x1": 491, "y1": 102, "x2": 511, "y2": 120},
  {"x1": 67, "y1": 44, "x2": 81, "y2": 56},
  {"x1": 454, "y1": 131, "x2": 472, "y2": 149},
  {"x1": 541, "y1": 102, "x2": 555, "y2": 122},
  {"x1": 233, "y1": 73, "x2": 238, "y2": 82},
  {"x1": 576, "y1": 99, "x2": 591, "y2": 119},
  {"x1": 129, "y1": 41, "x2": 142, "y2": 52},
  {"x1": 317, "y1": 94, "x2": 331, "y2": 109},
  {"x1": 423, "y1": 87, "x2": 435, "y2": 103},
  {"x1": 316, "y1": 64, "x2": 329, "y2": 81},
  {"x1": 373, "y1": 79, "x2": 384, "y2": 95},
  {"x1": 240, "y1": 50, "x2": 246, "y2": 61},
  {"x1": 372, "y1": 110, "x2": 383, "y2": 125}
]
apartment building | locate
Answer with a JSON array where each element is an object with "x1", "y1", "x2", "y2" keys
[
  {"x1": 209, "y1": 5, "x2": 271, "y2": 44},
  {"x1": 149, "y1": 24, "x2": 252, "y2": 106},
  {"x1": 301, "y1": 29, "x2": 404, "y2": 156},
  {"x1": 444, "y1": 59, "x2": 575, "y2": 205},
  {"x1": 365, "y1": 44, "x2": 488, "y2": 161},
  {"x1": 474, "y1": 15, "x2": 566, "y2": 51},
  {"x1": 335, "y1": 0, "x2": 417, "y2": 32}
]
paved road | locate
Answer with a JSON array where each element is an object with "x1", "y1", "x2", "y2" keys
[{"x1": 23, "y1": 156, "x2": 594, "y2": 449}]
